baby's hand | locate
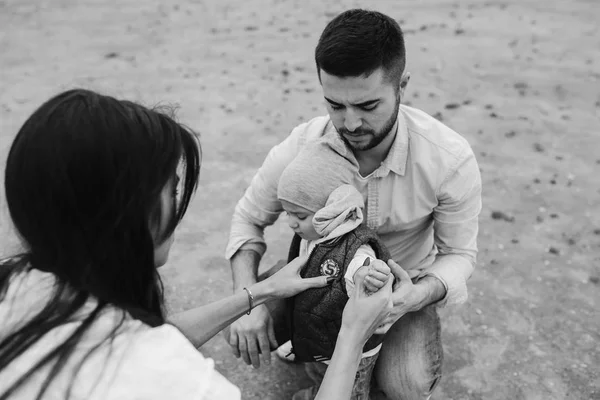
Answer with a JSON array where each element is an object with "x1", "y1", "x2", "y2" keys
[{"x1": 356, "y1": 259, "x2": 391, "y2": 294}]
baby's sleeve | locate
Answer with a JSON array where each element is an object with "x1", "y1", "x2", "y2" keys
[{"x1": 344, "y1": 244, "x2": 376, "y2": 296}]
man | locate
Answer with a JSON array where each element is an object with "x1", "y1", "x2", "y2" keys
[{"x1": 225, "y1": 9, "x2": 481, "y2": 399}]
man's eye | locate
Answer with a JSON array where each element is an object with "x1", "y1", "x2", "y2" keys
[
  {"x1": 361, "y1": 105, "x2": 377, "y2": 111},
  {"x1": 329, "y1": 104, "x2": 344, "y2": 110}
]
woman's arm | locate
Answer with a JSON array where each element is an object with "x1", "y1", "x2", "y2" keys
[
  {"x1": 315, "y1": 267, "x2": 393, "y2": 400},
  {"x1": 168, "y1": 255, "x2": 327, "y2": 348},
  {"x1": 314, "y1": 328, "x2": 363, "y2": 399},
  {"x1": 169, "y1": 277, "x2": 281, "y2": 348}
]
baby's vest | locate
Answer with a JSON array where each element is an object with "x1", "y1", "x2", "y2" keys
[{"x1": 287, "y1": 225, "x2": 391, "y2": 362}]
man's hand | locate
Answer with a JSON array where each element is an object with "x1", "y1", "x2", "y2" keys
[
  {"x1": 226, "y1": 304, "x2": 277, "y2": 368},
  {"x1": 373, "y1": 260, "x2": 422, "y2": 334}
]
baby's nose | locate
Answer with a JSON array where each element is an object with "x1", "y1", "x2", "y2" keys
[{"x1": 287, "y1": 217, "x2": 298, "y2": 229}]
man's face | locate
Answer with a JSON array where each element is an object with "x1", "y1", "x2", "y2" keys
[{"x1": 320, "y1": 68, "x2": 407, "y2": 151}]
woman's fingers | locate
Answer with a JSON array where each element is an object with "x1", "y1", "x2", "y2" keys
[{"x1": 303, "y1": 275, "x2": 330, "y2": 289}]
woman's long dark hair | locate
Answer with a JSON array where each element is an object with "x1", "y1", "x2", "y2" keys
[{"x1": 0, "y1": 89, "x2": 200, "y2": 399}]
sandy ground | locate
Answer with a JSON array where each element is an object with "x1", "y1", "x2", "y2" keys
[{"x1": 1, "y1": 0, "x2": 599, "y2": 398}]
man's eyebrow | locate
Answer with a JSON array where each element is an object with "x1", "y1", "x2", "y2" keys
[{"x1": 324, "y1": 97, "x2": 380, "y2": 107}]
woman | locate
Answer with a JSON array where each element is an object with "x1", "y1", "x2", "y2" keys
[{"x1": 0, "y1": 89, "x2": 392, "y2": 399}]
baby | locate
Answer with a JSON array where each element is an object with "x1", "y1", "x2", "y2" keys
[{"x1": 276, "y1": 139, "x2": 392, "y2": 400}]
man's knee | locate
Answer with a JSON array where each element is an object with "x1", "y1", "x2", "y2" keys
[
  {"x1": 375, "y1": 365, "x2": 441, "y2": 400},
  {"x1": 373, "y1": 306, "x2": 443, "y2": 399}
]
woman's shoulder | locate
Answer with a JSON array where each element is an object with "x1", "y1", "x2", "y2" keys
[
  {"x1": 0, "y1": 267, "x2": 240, "y2": 400},
  {"x1": 100, "y1": 324, "x2": 241, "y2": 400}
]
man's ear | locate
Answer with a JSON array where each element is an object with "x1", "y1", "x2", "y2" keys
[{"x1": 398, "y1": 72, "x2": 411, "y2": 97}]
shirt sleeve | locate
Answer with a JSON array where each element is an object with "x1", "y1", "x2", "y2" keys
[
  {"x1": 344, "y1": 244, "x2": 376, "y2": 296},
  {"x1": 225, "y1": 117, "x2": 330, "y2": 260},
  {"x1": 106, "y1": 325, "x2": 241, "y2": 400},
  {"x1": 420, "y1": 145, "x2": 482, "y2": 307}
]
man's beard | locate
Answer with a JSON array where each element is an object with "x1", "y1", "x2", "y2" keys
[{"x1": 336, "y1": 97, "x2": 401, "y2": 151}]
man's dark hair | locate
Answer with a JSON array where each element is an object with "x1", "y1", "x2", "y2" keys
[{"x1": 315, "y1": 9, "x2": 406, "y2": 85}]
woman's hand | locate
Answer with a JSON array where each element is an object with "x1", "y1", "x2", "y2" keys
[
  {"x1": 340, "y1": 264, "x2": 393, "y2": 345},
  {"x1": 262, "y1": 254, "x2": 330, "y2": 298},
  {"x1": 313, "y1": 266, "x2": 394, "y2": 400}
]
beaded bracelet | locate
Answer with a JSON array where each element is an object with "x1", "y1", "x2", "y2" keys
[{"x1": 243, "y1": 287, "x2": 254, "y2": 315}]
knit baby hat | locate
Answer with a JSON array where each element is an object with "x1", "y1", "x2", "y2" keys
[{"x1": 277, "y1": 140, "x2": 358, "y2": 213}]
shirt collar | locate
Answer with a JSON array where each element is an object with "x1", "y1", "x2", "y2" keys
[{"x1": 381, "y1": 108, "x2": 409, "y2": 177}]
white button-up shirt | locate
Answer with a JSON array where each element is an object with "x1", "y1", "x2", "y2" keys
[{"x1": 226, "y1": 105, "x2": 482, "y2": 307}]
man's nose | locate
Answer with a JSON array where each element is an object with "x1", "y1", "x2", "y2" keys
[{"x1": 343, "y1": 109, "x2": 362, "y2": 132}]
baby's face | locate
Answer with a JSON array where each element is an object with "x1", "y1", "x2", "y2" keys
[{"x1": 280, "y1": 200, "x2": 321, "y2": 241}]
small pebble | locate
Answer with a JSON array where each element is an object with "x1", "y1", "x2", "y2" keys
[
  {"x1": 533, "y1": 143, "x2": 545, "y2": 152},
  {"x1": 491, "y1": 210, "x2": 515, "y2": 222}
]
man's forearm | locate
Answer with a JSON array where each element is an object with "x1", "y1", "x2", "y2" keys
[
  {"x1": 230, "y1": 249, "x2": 262, "y2": 292},
  {"x1": 413, "y1": 275, "x2": 447, "y2": 310},
  {"x1": 417, "y1": 252, "x2": 474, "y2": 307}
]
